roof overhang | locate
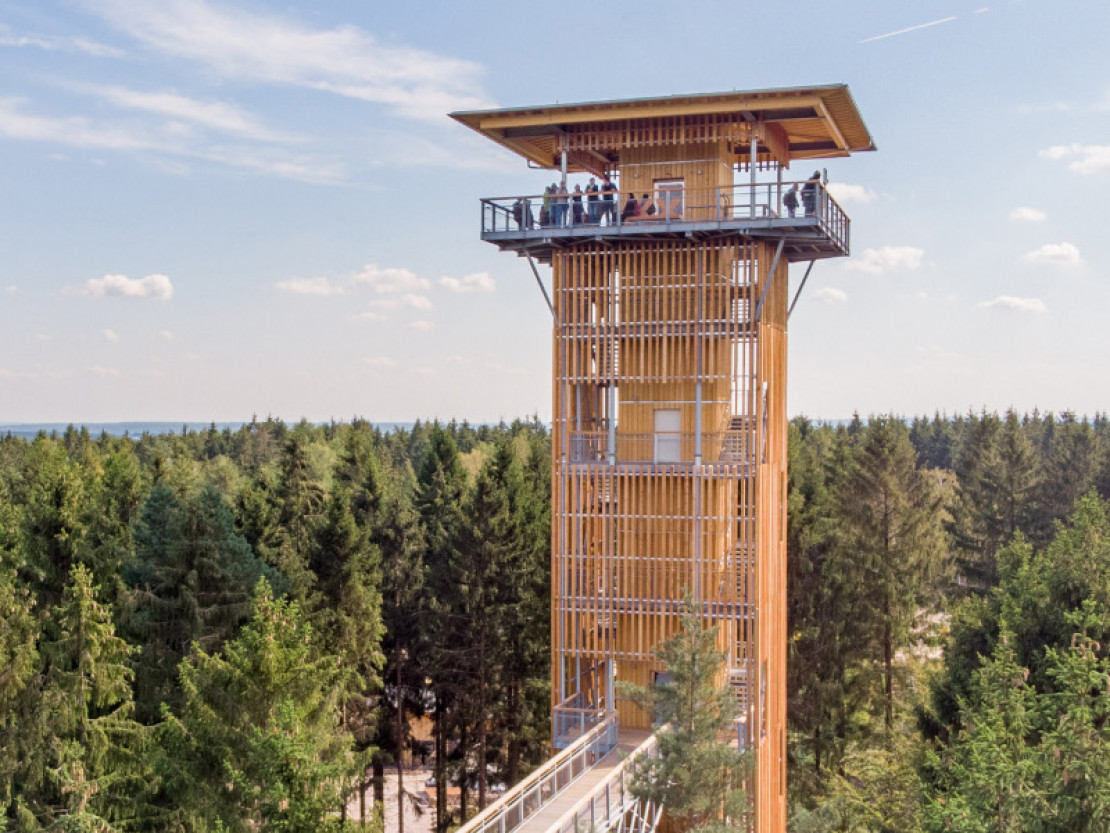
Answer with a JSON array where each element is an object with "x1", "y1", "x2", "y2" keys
[{"x1": 451, "y1": 84, "x2": 876, "y2": 173}]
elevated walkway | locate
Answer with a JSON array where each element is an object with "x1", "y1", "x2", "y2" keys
[{"x1": 455, "y1": 718, "x2": 659, "y2": 833}]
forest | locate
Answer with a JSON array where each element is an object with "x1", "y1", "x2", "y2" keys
[{"x1": 3, "y1": 409, "x2": 1110, "y2": 831}]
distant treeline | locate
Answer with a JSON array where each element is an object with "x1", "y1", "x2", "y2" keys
[{"x1": 0, "y1": 416, "x2": 551, "y2": 832}]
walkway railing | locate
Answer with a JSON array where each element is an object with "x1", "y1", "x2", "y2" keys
[
  {"x1": 454, "y1": 712, "x2": 619, "y2": 833},
  {"x1": 480, "y1": 180, "x2": 848, "y2": 253},
  {"x1": 548, "y1": 732, "x2": 661, "y2": 833},
  {"x1": 570, "y1": 430, "x2": 751, "y2": 466}
]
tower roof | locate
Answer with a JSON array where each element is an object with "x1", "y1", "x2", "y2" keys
[{"x1": 450, "y1": 84, "x2": 875, "y2": 173}]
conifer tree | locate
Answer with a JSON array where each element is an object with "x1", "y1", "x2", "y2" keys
[
  {"x1": 159, "y1": 578, "x2": 366, "y2": 832},
  {"x1": 0, "y1": 484, "x2": 40, "y2": 819},
  {"x1": 617, "y1": 595, "x2": 749, "y2": 833},
  {"x1": 129, "y1": 483, "x2": 273, "y2": 722},
  {"x1": 18, "y1": 565, "x2": 153, "y2": 831},
  {"x1": 416, "y1": 426, "x2": 468, "y2": 832},
  {"x1": 19, "y1": 439, "x2": 91, "y2": 609},
  {"x1": 835, "y1": 417, "x2": 946, "y2": 728},
  {"x1": 923, "y1": 625, "x2": 1038, "y2": 833}
]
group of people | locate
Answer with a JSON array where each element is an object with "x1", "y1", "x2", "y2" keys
[
  {"x1": 782, "y1": 171, "x2": 823, "y2": 218},
  {"x1": 516, "y1": 176, "x2": 619, "y2": 229},
  {"x1": 509, "y1": 168, "x2": 825, "y2": 230}
]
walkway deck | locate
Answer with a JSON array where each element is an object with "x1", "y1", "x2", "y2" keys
[{"x1": 513, "y1": 728, "x2": 652, "y2": 833}]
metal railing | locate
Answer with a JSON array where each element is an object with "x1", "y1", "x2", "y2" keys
[
  {"x1": 480, "y1": 181, "x2": 849, "y2": 252},
  {"x1": 454, "y1": 711, "x2": 619, "y2": 833},
  {"x1": 548, "y1": 732, "x2": 661, "y2": 833},
  {"x1": 570, "y1": 430, "x2": 752, "y2": 465}
]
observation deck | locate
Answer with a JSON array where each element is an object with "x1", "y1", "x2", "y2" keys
[{"x1": 480, "y1": 180, "x2": 849, "y2": 264}]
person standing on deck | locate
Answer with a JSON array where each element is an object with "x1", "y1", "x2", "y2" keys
[
  {"x1": 802, "y1": 171, "x2": 820, "y2": 217},
  {"x1": 586, "y1": 177, "x2": 600, "y2": 224},
  {"x1": 783, "y1": 184, "x2": 799, "y2": 218},
  {"x1": 572, "y1": 184, "x2": 584, "y2": 225},
  {"x1": 601, "y1": 176, "x2": 617, "y2": 225}
]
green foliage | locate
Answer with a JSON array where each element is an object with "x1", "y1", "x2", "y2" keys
[
  {"x1": 127, "y1": 483, "x2": 274, "y2": 723},
  {"x1": 617, "y1": 594, "x2": 749, "y2": 833},
  {"x1": 159, "y1": 578, "x2": 365, "y2": 832},
  {"x1": 0, "y1": 418, "x2": 551, "y2": 831}
]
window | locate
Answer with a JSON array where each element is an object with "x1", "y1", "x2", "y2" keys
[
  {"x1": 653, "y1": 178, "x2": 684, "y2": 219},
  {"x1": 654, "y1": 409, "x2": 681, "y2": 463}
]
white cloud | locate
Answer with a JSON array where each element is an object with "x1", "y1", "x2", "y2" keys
[
  {"x1": 978, "y1": 295, "x2": 1047, "y2": 313},
  {"x1": 79, "y1": 273, "x2": 174, "y2": 299},
  {"x1": 1040, "y1": 144, "x2": 1110, "y2": 175},
  {"x1": 844, "y1": 246, "x2": 924, "y2": 275},
  {"x1": 361, "y1": 356, "x2": 397, "y2": 367},
  {"x1": 158, "y1": 330, "x2": 174, "y2": 340},
  {"x1": 89, "y1": 365, "x2": 122, "y2": 377},
  {"x1": 276, "y1": 276, "x2": 344, "y2": 296},
  {"x1": 89, "y1": 0, "x2": 493, "y2": 120},
  {"x1": 439, "y1": 272, "x2": 495, "y2": 293},
  {"x1": 0, "y1": 24, "x2": 123, "y2": 58},
  {"x1": 369, "y1": 293, "x2": 432, "y2": 311},
  {"x1": 1020, "y1": 242, "x2": 1083, "y2": 266},
  {"x1": 0, "y1": 96, "x2": 158, "y2": 151},
  {"x1": 4, "y1": 285, "x2": 16, "y2": 294},
  {"x1": 826, "y1": 183, "x2": 877, "y2": 204},
  {"x1": 410, "y1": 320, "x2": 435, "y2": 331},
  {"x1": 348, "y1": 311, "x2": 385, "y2": 322},
  {"x1": 813, "y1": 287, "x2": 848, "y2": 304},
  {"x1": 1009, "y1": 206, "x2": 1046, "y2": 222},
  {"x1": 351, "y1": 264, "x2": 430, "y2": 294},
  {"x1": 76, "y1": 84, "x2": 291, "y2": 142},
  {"x1": 0, "y1": 97, "x2": 345, "y2": 184},
  {"x1": 103, "y1": 329, "x2": 121, "y2": 342}
]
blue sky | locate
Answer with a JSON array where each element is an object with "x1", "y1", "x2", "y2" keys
[{"x1": 1, "y1": 0, "x2": 1107, "y2": 423}]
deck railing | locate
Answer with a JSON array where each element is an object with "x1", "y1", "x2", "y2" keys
[
  {"x1": 570, "y1": 430, "x2": 751, "y2": 465},
  {"x1": 480, "y1": 180, "x2": 848, "y2": 253},
  {"x1": 454, "y1": 711, "x2": 619, "y2": 833},
  {"x1": 547, "y1": 732, "x2": 661, "y2": 833}
]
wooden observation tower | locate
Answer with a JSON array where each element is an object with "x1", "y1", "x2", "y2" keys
[{"x1": 452, "y1": 85, "x2": 874, "y2": 833}]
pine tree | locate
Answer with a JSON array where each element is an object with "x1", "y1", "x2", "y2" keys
[
  {"x1": 19, "y1": 439, "x2": 91, "y2": 609},
  {"x1": 835, "y1": 417, "x2": 947, "y2": 728},
  {"x1": 416, "y1": 427, "x2": 469, "y2": 832},
  {"x1": 19, "y1": 565, "x2": 153, "y2": 831},
  {"x1": 158, "y1": 578, "x2": 366, "y2": 833},
  {"x1": 128, "y1": 483, "x2": 273, "y2": 722},
  {"x1": 617, "y1": 595, "x2": 749, "y2": 833},
  {"x1": 306, "y1": 484, "x2": 385, "y2": 821},
  {"x1": 923, "y1": 626, "x2": 1038, "y2": 833},
  {"x1": 0, "y1": 483, "x2": 41, "y2": 819},
  {"x1": 270, "y1": 433, "x2": 326, "y2": 599}
]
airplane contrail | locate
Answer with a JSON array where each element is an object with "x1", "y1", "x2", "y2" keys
[{"x1": 859, "y1": 16, "x2": 958, "y2": 44}]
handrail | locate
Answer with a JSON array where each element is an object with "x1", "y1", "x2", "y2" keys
[
  {"x1": 455, "y1": 711, "x2": 619, "y2": 833},
  {"x1": 549, "y1": 732, "x2": 661, "y2": 833},
  {"x1": 479, "y1": 180, "x2": 849, "y2": 253},
  {"x1": 570, "y1": 430, "x2": 751, "y2": 465}
]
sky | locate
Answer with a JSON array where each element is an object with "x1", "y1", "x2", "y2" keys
[{"x1": 1, "y1": 0, "x2": 1107, "y2": 424}]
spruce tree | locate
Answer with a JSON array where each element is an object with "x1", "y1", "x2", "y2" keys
[
  {"x1": 20, "y1": 565, "x2": 152, "y2": 831},
  {"x1": 617, "y1": 595, "x2": 749, "y2": 833},
  {"x1": 129, "y1": 483, "x2": 273, "y2": 722},
  {"x1": 158, "y1": 578, "x2": 366, "y2": 833},
  {"x1": 416, "y1": 426, "x2": 468, "y2": 832},
  {"x1": 835, "y1": 417, "x2": 946, "y2": 729}
]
